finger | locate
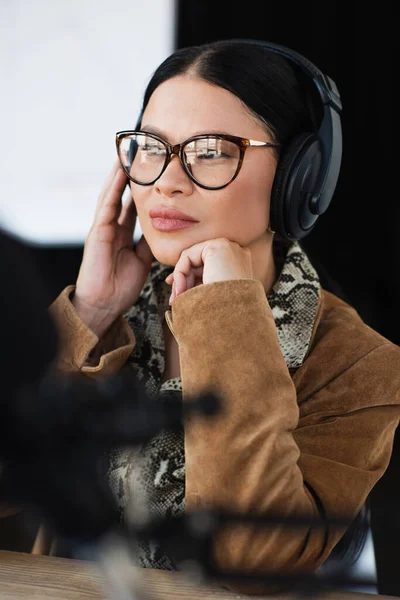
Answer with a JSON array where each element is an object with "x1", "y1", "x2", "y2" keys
[
  {"x1": 178, "y1": 266, "x2": 202, "y2": 291},
  {"x1": 174, "y1": 269, "x2": 187, "y2": 297},
  {"x1": 173, "y1": 249, "x2": 202, "y2": 281},
  {"x1": 94, "y1": 159, "x2": 120, "y2": 213},
  {"x1": 186, "y1": 268, "x2": 203, "y2": 290},
  {"x1": 165, "y1": 268, "x2": 200, "y2": 289},
  {"x1": 169, "y1": 280, "x2": 176, "y2": 305},
  {"x1": 98, "y1": 165, "x2": 127, "y2": 224},
  {"x1": 172, "y1": 242, "x2": 209, "y2": 296},
  {"x1": 177, "y1": 244, "x2": 205, "y2": 271},
  {"x1": 118, "y1": 192, "x2": 136, "y2": 232},
  {"x1": 185, "y1": 270, "x2": 197, "y2": 292},
  {"x1": 93, "y1": 164, "x2": 127, "y2": 227},
  {"x1": 173, "y1": 254, "x2": 192, "y2": 295}
]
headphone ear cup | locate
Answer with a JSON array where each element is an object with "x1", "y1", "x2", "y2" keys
[{"x1": 270, "y1": 132, "x2": 321, "y2": 242}]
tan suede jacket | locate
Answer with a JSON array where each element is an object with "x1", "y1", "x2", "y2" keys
[{"x1": 16, "y1": 280, "x2": 400, "y2": 592}]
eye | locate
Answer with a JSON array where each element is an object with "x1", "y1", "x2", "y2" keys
[
  {"x1": 141, "y1": 143, "x2": 165, "y2": 155},
  {"x1": 197, "y1": 148, "x2": 223, "y2": 159},
  {"x1": 189, "y1": 138, "x2": 239, "y2": 160}
]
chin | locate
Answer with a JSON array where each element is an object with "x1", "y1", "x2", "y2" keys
[{"x1": 148, "y1": 239, "x2": 182, "y2": 267}]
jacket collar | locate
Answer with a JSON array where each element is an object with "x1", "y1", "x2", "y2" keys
[{"x1": 124, "y1": 242, "x2": 321, "y2": 394}]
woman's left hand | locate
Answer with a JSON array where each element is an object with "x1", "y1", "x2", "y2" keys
[{"x1": 165, "y1": 238, "x2": 253, "y2": 304}]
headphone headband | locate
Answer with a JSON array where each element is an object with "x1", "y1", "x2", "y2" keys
[{"x1": 228, "y1": 39, "x2": 342, "y2": 110}]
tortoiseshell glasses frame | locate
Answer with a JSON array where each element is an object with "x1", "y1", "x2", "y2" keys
[{"x1": 116, "y1": 130, "x2": 281, "y2": 190}]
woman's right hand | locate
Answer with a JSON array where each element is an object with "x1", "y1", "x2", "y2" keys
[{"x1": 72, "y1": 161, "x2": 153, "y2": 338}]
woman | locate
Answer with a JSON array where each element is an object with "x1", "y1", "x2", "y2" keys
[{"x1": 48, "y1": 39, "x2": 400, "y2": 592}]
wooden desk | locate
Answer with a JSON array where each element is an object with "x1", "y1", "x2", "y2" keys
[{"x1": 0, "y1": 550, "x2": 395, "y2": 599}]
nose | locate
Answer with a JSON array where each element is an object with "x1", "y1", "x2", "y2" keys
[{"x1": 154, "y1": 154, "x2": 194, "y2": 197}]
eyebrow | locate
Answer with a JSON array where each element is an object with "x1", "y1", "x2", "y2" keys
[{"x1": 140, "y1": 124, "x2": 233, "y2": 139}]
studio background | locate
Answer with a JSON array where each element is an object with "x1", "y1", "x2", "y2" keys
[{"x1": 1, "y1": 0, "x2": 398, "y2": 596}]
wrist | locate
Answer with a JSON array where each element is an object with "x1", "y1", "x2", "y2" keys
[{"x1": 71, "y1": 292, "x2": 117, "y2": 339}]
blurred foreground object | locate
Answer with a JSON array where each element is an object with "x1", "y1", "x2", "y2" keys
[
  {"x1": 0, "y1": 228, "x2": 58, "y2": 394},
  {"x1": 0, "y1": 227, "x2": 382, "y2": 598},
  {"x1": 0, "y1": 226, "x2": 219, "y2": 540}
]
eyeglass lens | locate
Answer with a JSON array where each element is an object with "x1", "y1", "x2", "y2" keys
[{"x1": 118, "y1": 133, "x2": 241, "y2": 188}]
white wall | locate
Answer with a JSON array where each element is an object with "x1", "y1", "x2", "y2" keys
[{"x1": 0, "y1": 0, "x2": 175, "y2": 245}]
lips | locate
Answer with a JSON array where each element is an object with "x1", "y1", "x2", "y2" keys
[
  {"x1": 149, "y1": 207, "x2": 198, "y2": 221},
  {"x1": 149, "y1": 206, "x2": 199, "y2": 232}
]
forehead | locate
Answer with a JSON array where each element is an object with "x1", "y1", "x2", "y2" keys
[{"x1": 141, "y1": 75, "x2": 265, "y2": 142}]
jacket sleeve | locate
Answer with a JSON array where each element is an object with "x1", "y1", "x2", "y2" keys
[
  {"x1": 166, "y1": 279, "x2": 400, "y2": 593},
  {"x1": 48, "y1": 285, "x2": 135, "y2": 377}
]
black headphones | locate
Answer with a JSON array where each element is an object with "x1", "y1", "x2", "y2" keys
[
  {"x1": 135, "y1": 39, "x2": 342, "y2": 242},
  {"x1": 235, "y1": 39, "x2": 343, "y2": 242}
]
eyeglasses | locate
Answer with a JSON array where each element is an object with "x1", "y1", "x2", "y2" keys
[{"x1": 115, "y1": 130, "x2": 281, "y2": 190}]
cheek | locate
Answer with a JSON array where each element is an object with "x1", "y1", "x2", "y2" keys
[
  {"x1": 211, "y1": 178, "x2": 272, "y2": 243},
  {"x1": 130, "y1": 185, "x2": 147, "y2": 227},
  {"x1": 235, "y1": 161, "x2": 276, "y2": 233}
]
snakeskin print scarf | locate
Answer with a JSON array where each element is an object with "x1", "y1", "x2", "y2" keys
[{"x1": 107, "y1": 241, "x2": 320, "y2": 569}]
